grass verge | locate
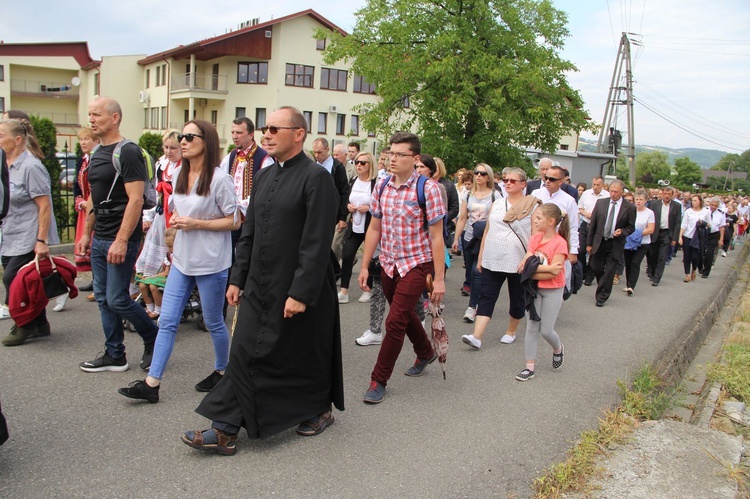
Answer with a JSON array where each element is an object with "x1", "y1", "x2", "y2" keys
[
  {"x1": 706, "y1": 330, "x2": 750, "y2": 404},
  {"x1": 532, "y1": 363, "x2": 677, "y2": 498}
]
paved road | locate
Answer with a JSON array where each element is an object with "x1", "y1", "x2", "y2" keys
[{"x1": 0, "y1": 246, "x2": 745, "y2": 497}]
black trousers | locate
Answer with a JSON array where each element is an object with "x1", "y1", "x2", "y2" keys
[
  {"x1": 624, "y1": 243, "x2": 650, "y2": 289},
  {"x1": 2, "y1": 251, "x2": 48, "y2": 327},
  {"x1": 646, "y1": 231, "x2": 671, "y2": 284},
  {"x1": 340, "y1": 231, "x2": 366, "y2": 289},
  {"x1": 702, "y1": 232, "x2": 721, "y2": 277},
  {"x1": 590, "y1": 238, "x2": 619, "y2": 303},
  {"x1": 579, "y1": 221, "x2": 594, "y2": 283}
]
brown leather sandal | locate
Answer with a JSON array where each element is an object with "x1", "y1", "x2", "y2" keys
[
  {"x1": 181, "y1": 428, "x2": 237, "y2": 455},
  {"x1": 296, "y1": 411, "x2": 334, "y2": 436}
]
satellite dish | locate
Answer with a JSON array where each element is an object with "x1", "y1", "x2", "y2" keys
[{"x1": 71, "y1": 77, "x2": 81, "y2": 87}]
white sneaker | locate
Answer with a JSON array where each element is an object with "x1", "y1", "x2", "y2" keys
[
  {"x1": 53, "y1": 295, "x2": 68, "y2": 312},
  {"x1": 461, "y1": 334, "x2": 481, "y2": 349},
  {"x1": 721, "y1": 250, "x2": 727, "y2": 257},
  {"x1": 462, "y1": 306, "x2": 476, "y2": 323},
  {"x1": 0, "y1": 305, "x2": 9, "y2": 320},
  {"x1": 356, "y1": 329, "x2": 382, "y2": 346},
  {"x1": 500, "y1": 334, "x2": 516, "y2": 344},
  {"x1": 358, "y1": 291, "x2": 371, "y2": 303},
  {"x1": 338, "y1": 292, "x2": 349, "y2": 304}
]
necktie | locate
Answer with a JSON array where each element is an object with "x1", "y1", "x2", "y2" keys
[{"x1": 604, "y1": 200, "x2": 616, "y2": 238}]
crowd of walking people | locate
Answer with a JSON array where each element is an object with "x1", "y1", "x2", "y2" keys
[{"x1": 0, "y1": 99, "x2": 745, "y2": 454}]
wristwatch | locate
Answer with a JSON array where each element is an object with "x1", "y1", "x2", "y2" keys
[{"x1": 36, "y1": 238, "x2": 48, "y2": 244}]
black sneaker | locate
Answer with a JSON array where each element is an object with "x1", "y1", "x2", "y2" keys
[
  {"x1": 80, "y1": 352, "x2": 129, "y2": 373},
  {"x1": 515, "y1": 368, "x2": 535, "y2": 381},
  {"x1": 553, "y1": 344, "x2": 564, "y2": 369},
  {"x1": 195, "y1": 370, "x2": 223, "y2": 392},
  {"x1": 118, "y1": 380, "x2": 159, "y2": 403},
  {"x1": 140, "y1": 342, "x2": 154, "y2": 371}
]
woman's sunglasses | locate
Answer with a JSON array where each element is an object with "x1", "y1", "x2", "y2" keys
[
  {"x1": 355, "y1": 160, "x2": 369, "y2": 166},
  {"x1": 504, "y1": 178, "x2": 523, "y2": 185},
  {"x1": 178, "y1": 133, "x2": 204, "y2": 142},
  {"x1": 474, "y1": 170, "x2": 489, "y2": 176}
]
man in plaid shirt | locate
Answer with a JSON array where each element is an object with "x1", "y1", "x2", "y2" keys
[{"x1": 357, "y1": 132, "x2": 446, "y2": 404}]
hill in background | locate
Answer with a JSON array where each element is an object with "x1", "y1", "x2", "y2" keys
[{"x1": 577, "y1": 138, "x2": 726, "y2": 168}]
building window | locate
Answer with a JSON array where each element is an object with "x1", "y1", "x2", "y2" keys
[
  {"x1": 0, "y1": 65, "x2": 4, "y2": 81},
  {"x1": 161, "y1": 64, "x2": 167, "y2": 86},
  {"x1": 316, "y1": 38, "x2": 326, "y2": 51},
  {"x1": 161, "y1": 107, "x2": 167, "y2": 129},
  {"x1": 151, "y1": 108, "x2": 159, "y2": 129},
  {"x1": 211, "y1": 110, "x2": 218, "y2": 125},
  {"x1": 236, "y1": 107, "x2": 246, "y2": 118},
  {"x1": 353, "y1": 74, "x2": 376, "y2": 94},
  {"x1": 560, "y1": 144, "x2": 569, "y2": 151},
  {"x1": 320, "y1": 68, "x2": 347, "y2": 91},
  {"x1": 144, "y1": 109, "x2": 149, "y2": 129},
  {"x1": 368, "y1": 129, "x2": 376, "y2": 138},
  {"x1": 255, "y1": 108, "x2": 267, "y2": 129},
  {"x1": 401, "y1": 96, "x2": 410, "y2": 108},
  {"x1": 285, "y1": 63, "x2": 314, "y2": 88},
  {"x1": 145, "y1": 69, "x2": 150, "y2": 89},
  {"x1": 94, "y1": 73, "x2": 100, "y2": 95},
  {"x1": 303, "y1": 111, "x2": 312, "y2": 133},
  {"x1": 336, "y1": 114, "x2": 346, "y2": 135},
  {"x1": 0, "y1": 97, "x2": 6, "y2": 113},
  {"x1": 350, "y1": 115, "x2": 359, "y2": 136},
  {"x1": 238, "y1": 62, "x2": 268, "y2": 84},
  {"x1": 318, "y1": 113, "x2": 327, "y2": 134},
  {"x1": 156, "y1": 66, "x2": 161, "y2": 87}
]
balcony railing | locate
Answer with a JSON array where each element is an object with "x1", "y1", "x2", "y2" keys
[
  {"x1": 171, "y1": 73, "x2": 228, "y2": 93},
  {"x1": 35, "y1": 112, "x2": 80, "y2": 126},
  {"x1": 11, "y1": 79, "x2": 80, "y2": 98}
]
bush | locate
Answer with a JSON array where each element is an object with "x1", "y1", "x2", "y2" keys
[
  {"x1": 29, "y1": 116, "x2": 67, "y2": 238},
  {"x1": 138, "y1": 132, "x2": 164, "y2": 161}
]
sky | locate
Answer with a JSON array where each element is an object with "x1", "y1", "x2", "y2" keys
[{"x1": 2, "y1": 0, "x2": 749, "y2": 154}]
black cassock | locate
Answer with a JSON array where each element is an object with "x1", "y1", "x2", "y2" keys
[{"x1": 196, "y1": 150, "x2": 344, "y2": 438}]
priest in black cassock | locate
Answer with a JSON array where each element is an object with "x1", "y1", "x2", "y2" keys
[{"x1": 182, "y1": 107, "x2": 344, "y2": 455}]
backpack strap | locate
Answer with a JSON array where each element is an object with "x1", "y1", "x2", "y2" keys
[
  {"x1": 416, "y1": 174, "x2": 428, "y2": 230},
  {"x1": 103, "y1": 139, "x2": 130, "y2": 204}
]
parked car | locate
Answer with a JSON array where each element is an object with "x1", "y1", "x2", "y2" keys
[{"x1": 56, "y1": 152, "x2": 77, "y2": 190}]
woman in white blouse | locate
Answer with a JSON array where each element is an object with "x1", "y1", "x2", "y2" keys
[
  {"x1": 679, "y1": 194, "x2": 711, "y2": 282},
  {"x1": 338, "y1": 152, "x2": 377, "y2": 304},
  {"x1": 118, "y1": 120, "x2": 240, "y2": 403},
  {"x1": 622, "y1": 190, "x2": 655, "y2": 295},
  {"x1": 461, "y1": 167, "x2": 537, "y2": 348}
]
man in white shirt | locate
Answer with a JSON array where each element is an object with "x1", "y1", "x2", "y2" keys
[
  {"x1": 701, "y1": 197, "x2": 726, "y2": 278},
  {"x1": 531, "y1": 165, "x2": 579, "y2": 265},
  {"x1": 578, "y1": 176, "x2": 609, "y2": 285}
]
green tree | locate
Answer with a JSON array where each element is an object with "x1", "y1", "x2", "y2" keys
[
  {"x1": 138, "y1": 132, "x2": 164, "y2": 161},
  {"x1": 319, "y1": 0, "x2": 590, "y2": 171},
  {"x1": 673, "y1": 157, "x2": 702, "y2": 189},
  {"x1": 29, "y1": 116, "x2": 66, "y2": 237},
  {"x1": 635, "y1": 151, "x2": 670, "y2": 187},
  {"x1": 710, "y1": 150, "x2": 750, "y2": 173}
]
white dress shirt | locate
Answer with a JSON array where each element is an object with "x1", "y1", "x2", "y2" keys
[{"x1": 578, "y1": 188, "x2": 610, "y2": 224}]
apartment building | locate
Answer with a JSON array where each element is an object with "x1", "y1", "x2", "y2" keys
[{"x1": 0, "y1": 9, "x2": 379, "y2": 153}]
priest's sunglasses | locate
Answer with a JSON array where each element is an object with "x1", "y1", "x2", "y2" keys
[{"x1": 260, "y1": 126, "x2": 301, "y2": 134}]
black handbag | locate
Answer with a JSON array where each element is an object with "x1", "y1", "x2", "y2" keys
[{"x1": 36, "y1": 256, "x2": 68, "y2": 299}]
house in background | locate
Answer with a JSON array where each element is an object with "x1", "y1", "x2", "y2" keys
[{"x1": 0, "y1": 9, "x2": 380, "y2": 153}]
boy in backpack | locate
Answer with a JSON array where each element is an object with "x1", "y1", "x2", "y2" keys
[
  {"x1": 357, "y1": 132, "x2": 446, "y2": 404},
  {"x1": 76, "y1": 97, "x2": 158, "y2": 373}
]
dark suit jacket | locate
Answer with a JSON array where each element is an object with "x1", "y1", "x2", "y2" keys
[
  {"x1": 647, "y1": 199, "x2": 682, "y2": 242},
  {"x1": 587, "y1": 198, "x2": 636, "y2": 259},
  {"x1": 331, "y1": 158, "x2": 350, "y2": 222},
  {"x1": 526, "y1": 180, "x2": 579, "y2": 202}
]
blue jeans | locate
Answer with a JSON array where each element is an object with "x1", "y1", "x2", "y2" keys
[
  {"x1": 464, "y1": 248, "x2": 482, "y2": 308},
  {"x1": 147, "y1": 266, "x2": 230, "y2": 380},
  {"x1": 91, "y1": 237, "x2": 158, "y2": 359}
]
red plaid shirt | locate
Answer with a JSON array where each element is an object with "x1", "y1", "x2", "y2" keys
[{"x1": 371, "y1": 171, "x2": 446, "y2": 278}]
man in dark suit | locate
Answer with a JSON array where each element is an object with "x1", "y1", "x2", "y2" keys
[
  {"x1": 586, "y1": 180, "x2": 636, "y2": 307},
  {"x1": 312, "y1": 138, "x2": 350, "y2": 263},
  {"x1": 646, "y1": 186, "x2": 682, "y2": 286},
  {"x1": 526, "y1": 158, "x2": 578, "y2": 202}
]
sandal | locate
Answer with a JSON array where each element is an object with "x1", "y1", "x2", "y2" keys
[
  {"x1": 181, "y1": 428, "x2": 237, "y2": 455},
  {"x1": 296, "y1": 410, "x2": 334, "y2": 436},
  {"x1": 87, "y1": 293, "x2": 95, "y2": 302},
  {"x1": 147, "y1": 311, "x2": 160, "y2": 320},
  {"x1": 612, "y1": 274, "x2": 620, "y2": 285}
]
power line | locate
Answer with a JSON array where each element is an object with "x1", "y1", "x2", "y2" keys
[
  {"x1": 635, "y1": 98, "x2": 749, "y2": 152},
  {"x1": 641, "y1": 34, "x2": 750, "y2": 43},
  {"x1": 606, "y1": 0, "x2": 617, "y2": 48},
  {"x1": 642, "y1": 45, "x2": 750, "y2": 57}
]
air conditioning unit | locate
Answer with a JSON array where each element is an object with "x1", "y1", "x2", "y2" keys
[
  {"x1": 329, "y1": 105, "x2": 338, "y2": 112},
  {"x1": 265, "y1": 30, "x2": 272, "y2": 38},
  {"x1": 139, "y1": 91, "x2": 150, "y2": 103}
]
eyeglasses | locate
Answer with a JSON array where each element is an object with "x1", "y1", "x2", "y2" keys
[
  {"x1": 386, "y1": 152, "x2": 415, "y2": 158},
  {"x1": 474, "y1": 170, "x2": 489, "y2": 176},
  {"x1": 260, "y1": 126, "x2": 301, "y2": 134},
  {"x1": 355, "y1": 160, "x2": 369, "y2": 166},
  {"x1": 504, "y1": 178, "x2": 523, "y2": 185},
  {"x1": 544, "y1": 175, "x2": 562, "y2": 182},
  {"x1": 177, "y1": 133, "x2": 204, "y2": 142}
]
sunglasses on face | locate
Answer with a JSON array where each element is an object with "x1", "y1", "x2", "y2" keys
[
  {"x1": 474, "y1": 170, "x2": 489, "y2": 176},
  {"x1": 544, "y1": 175, "x2": 562, "y2": 182},
  {"x1": 260, "y1": 126, "x2": 301, "y2": 134},
  {"x1": 355, "y1": 160, "x2": 369, "y2": 166},
  {"x1": 178, "y1": 133, "x2": 204, "y2": 142},
  {"x1": 504, "y1": 178, "x2": 522, "y2": 185}
]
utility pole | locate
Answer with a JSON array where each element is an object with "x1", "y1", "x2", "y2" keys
[{"x1": 597, "y1": 33, "x2": 636, "y2": 183}]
